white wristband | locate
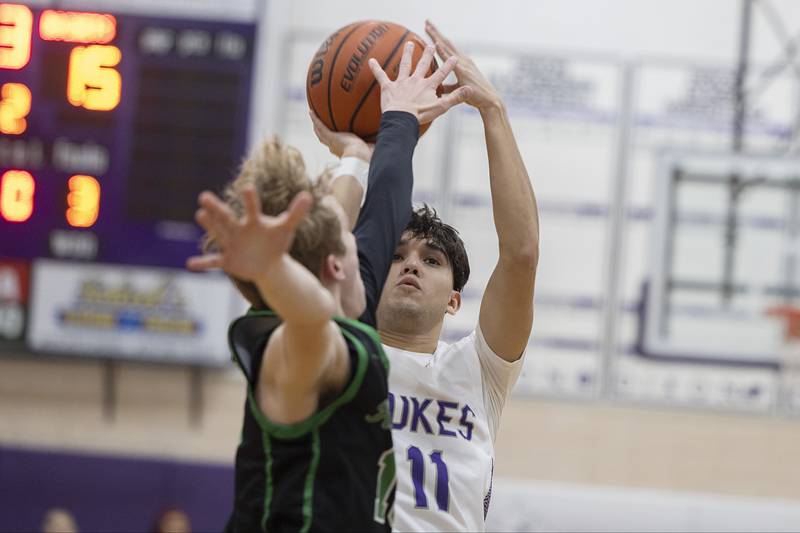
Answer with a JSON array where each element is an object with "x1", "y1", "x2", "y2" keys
[{"x1": 332, "y1": 157, "x2": 370, "y2": 204}]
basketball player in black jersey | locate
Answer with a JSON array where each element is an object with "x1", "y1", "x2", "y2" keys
[{"x1": 187, "y1": 42, "x2": 470, "y2": 532}]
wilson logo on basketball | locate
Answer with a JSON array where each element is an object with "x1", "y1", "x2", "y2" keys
[
  {"x1": 308, "y1": 32, "x2": 339, "y2": 87},
  {"x1": 306, "y1": 20, "x2": 438, "y2": 141}
]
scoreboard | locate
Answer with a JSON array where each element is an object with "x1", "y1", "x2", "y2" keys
[
  {"x1": 0, "y1": 2, "x2": 257, "y2": 363},
  {"x1": 0, "y1": 2, "x2": 256, "y2": 266}
]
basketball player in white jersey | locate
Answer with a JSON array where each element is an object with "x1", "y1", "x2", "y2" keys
[
  {"x1": 314, "y1": 28, "x2": 536, "y2": 529},
  {"x1": 376, "y1": 21, "x2": 540, "y2": 531}
]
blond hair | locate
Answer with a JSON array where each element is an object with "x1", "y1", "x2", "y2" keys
[{"x1": 204, "y1": 137, "x2": 345, "y2": 308}]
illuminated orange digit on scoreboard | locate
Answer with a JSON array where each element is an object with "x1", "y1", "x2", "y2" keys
[
  {"x1": 0, "y1": 82, "x2": 31, "y2": 134},
  {"x1": 0, "y1": 170, "x2": 35, "y2": 223},
  {"x1": 66, "y1": 175, "x2": 100, "y2": 228},
  {"x1": 67, "y1": 45, "x2": 122, "y2": 111},
  {"x1": 0, "y1": 3, "x2": 33, "y2": 70}
]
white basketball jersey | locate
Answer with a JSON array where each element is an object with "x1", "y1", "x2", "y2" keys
[{"x1": 384, "y1": 325, "x2": 524, "y2": 532}]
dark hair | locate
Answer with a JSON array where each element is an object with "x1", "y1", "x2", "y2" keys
[{"x1": 406, "y1": 204, "x2": 470, "y2": 292}]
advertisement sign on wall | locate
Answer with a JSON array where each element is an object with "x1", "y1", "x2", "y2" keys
[{"x1": 28, "y1": 260, "x2": 240, "y2": 365}]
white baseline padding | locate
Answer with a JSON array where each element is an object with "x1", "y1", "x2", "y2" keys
[{"x1": 486, "y1": 478, "x2": 800, "y2": 532}]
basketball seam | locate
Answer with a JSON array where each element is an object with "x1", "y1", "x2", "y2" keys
[
  {"x1": 348, "y1": 29, "x2": 410, "y2": 135},
  {"x1": 326, "y1": 23, "x2": 364, "y2": 131}
]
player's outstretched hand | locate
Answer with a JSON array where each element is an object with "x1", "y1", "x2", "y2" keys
[
  {"x1": 368, "y1": 41, "x2": 472, "y2": 124},
  {"x1": 310, "y1": 110, "x2": 373, "y2": 162},
  {"x1": 425, "y1": 20, "x2": 501, "y2": 112},
  {"x1": 186, "y1": 186, "x2": 312, "y2": 282}
]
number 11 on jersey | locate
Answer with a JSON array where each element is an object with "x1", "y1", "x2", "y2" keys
[{"x1": 407, "y1": 446, "x2": 449, "y2": 512}]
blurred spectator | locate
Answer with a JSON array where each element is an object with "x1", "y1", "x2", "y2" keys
[
  {"x1": 41, "y1": 508, "x2": 78, "y2": 533},
  {"x1": 153, "y1": 507, "x2": 192, "y2": 533}
]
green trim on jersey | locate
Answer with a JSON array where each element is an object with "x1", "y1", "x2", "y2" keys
[
  {"x1": 336, "y1": 316, "x2": 391, "y2": 374},
  {"x1": 230, "y1": 310, "x2": 372, "y2": 440},
  {"x1": 300, "y1": 429, "x2": 321, "y2": 533},
  {"x1": 259, "y1": 430, "x2": 274, "y2": 532}
]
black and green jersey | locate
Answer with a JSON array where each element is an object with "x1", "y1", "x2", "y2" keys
[{"x1": 224, "y1": 310, "x2": 395, "y2": 533}]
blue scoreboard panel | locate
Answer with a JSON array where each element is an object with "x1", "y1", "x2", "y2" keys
[
  {"x1": 0, "y1": 3, "x2": 256, "y2": 266},
  {"x1": 0, "y1": 3, "x2": 256, "y2": 363}
]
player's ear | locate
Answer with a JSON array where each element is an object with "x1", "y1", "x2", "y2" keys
[
  {"x1": 445, "y1": 290, "x2": 461, "y2": 316},
  {"x1": 323, "y1": 254, "x2": 346, "y2": 283}
]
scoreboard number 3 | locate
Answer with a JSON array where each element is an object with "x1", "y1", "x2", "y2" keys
[
  {"x1": 1, "y1": 4, "x2": 122, "y2": 111},
  {"x1": 66, "y1": 175, "x2": 100, "y2": 227},
  {"x1": 0, "y1": 3, "x2": 32, "y2": 70}
]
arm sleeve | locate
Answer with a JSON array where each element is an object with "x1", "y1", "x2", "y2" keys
[
  {"x1": 474, "y1": 324, "x2": 526, "y2": 442},
  {"x1": 355, "y1": 110, "x2": 419, "y2": 327}
]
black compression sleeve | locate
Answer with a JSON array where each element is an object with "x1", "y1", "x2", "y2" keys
[{"x1": 355, "y1": 111, "x2": 419, "y2": 327}]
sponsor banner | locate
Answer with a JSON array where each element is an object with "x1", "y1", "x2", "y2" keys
[
  {"x1": 0, "y1": 259, "x2": 30, "y2": 342},
  {"x1": 28, "y1": 259, "x2": 239, "y2": 364}
]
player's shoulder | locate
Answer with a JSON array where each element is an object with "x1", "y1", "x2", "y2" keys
[
  {"x1": 435, "y1": 329, "x2": 479, "y2": 355},
  {"x1": 430, "y1": 329, "x2": 483, "y2": 372},
  {"x1": 333, "y1": 316, "x2": 383, "y2": 352}
]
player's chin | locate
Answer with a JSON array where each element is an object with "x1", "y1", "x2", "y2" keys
[{"x1": 388, "y1": 294, "x2": 423, "y2": 312}]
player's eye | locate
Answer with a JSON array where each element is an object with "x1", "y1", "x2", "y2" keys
[
  {"x1": 424, "y1": 257, "x2": 440, "y2": 266},
  {"x1": 392, "y1": 253, "x2": 403, "y2": 261}
]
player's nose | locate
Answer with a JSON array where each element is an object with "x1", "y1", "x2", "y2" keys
[{"x1": 402, "y1": 254, "x2": 421, "y2": 275}]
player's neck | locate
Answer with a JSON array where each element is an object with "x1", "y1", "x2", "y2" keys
[
  {"x1": 324, "y1": 281, "x2": 347, "y2": 318},
  {"x1": 379, "y1": 322, "x2": 443, "y2": 354}
]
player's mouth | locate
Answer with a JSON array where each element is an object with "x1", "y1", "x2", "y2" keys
[{"x1": 397, "y1": 276, "x2": 421, "y2": 290}]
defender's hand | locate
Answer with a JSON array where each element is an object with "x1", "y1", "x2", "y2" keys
[{"x1": 186, "y1": 187, "x2": 312, "y2": 282}]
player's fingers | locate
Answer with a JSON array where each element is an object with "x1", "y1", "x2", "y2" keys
[
  {"x1": 186, "y1": 253, "x2": 223, "y2": 272},
  {"x1": 309, "y1": 110, "x2": 329, "y2": 137},
  {"x1": 425, "y1": 22, "x2": 450, "y2": 58},
  {"x1": 428, "y1": 56, "x2": 459, "y2": 87},
  {"x1": 198, "y1": 191, "x2": 236, "y2": 239},
  {"x1": 368, "y1": 58, "x2": 391, "y2": 87},
  {"x1": 194, "y1": 207, "x2": 229, "y2": 245},
  {"x1": 440, "y1": 85, "x2": 473, "y2": 109},
  {"x1": 241, "y1": 185, "x2": 262, "y2": 222},
  {"x1": 199, "y1": 191, "x2": 236, "y2": 223},
  {"x1": 425, "y1": 20, "x2": 459, "y2": 56},
  {"x1": 397, "y1": 41, "x2": 414, "y2": 80},
  {"x1": 438, "y1": 83, "x2": 460, "y2": 94},
  {"x1": 413, "y1": 44, "x2": 435, "y2": 79},
  {"x1": 419, "y1": 85, "x2": 472, "y2": 123}
]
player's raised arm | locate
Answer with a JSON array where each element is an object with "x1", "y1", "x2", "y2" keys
[
  {"x1": 352, "y1": 42, "x2": 472, "y2": 326},
  {"x1": 426, "y1": 20, "x2": 540, "y2": 362},
  {"x1": 187, "y1": 186, "x2": 348, "y2": 423}
]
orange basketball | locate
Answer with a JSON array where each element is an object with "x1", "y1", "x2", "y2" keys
[{"x1": 306, "y1": 21, "x2": 438, "y2": 142}]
